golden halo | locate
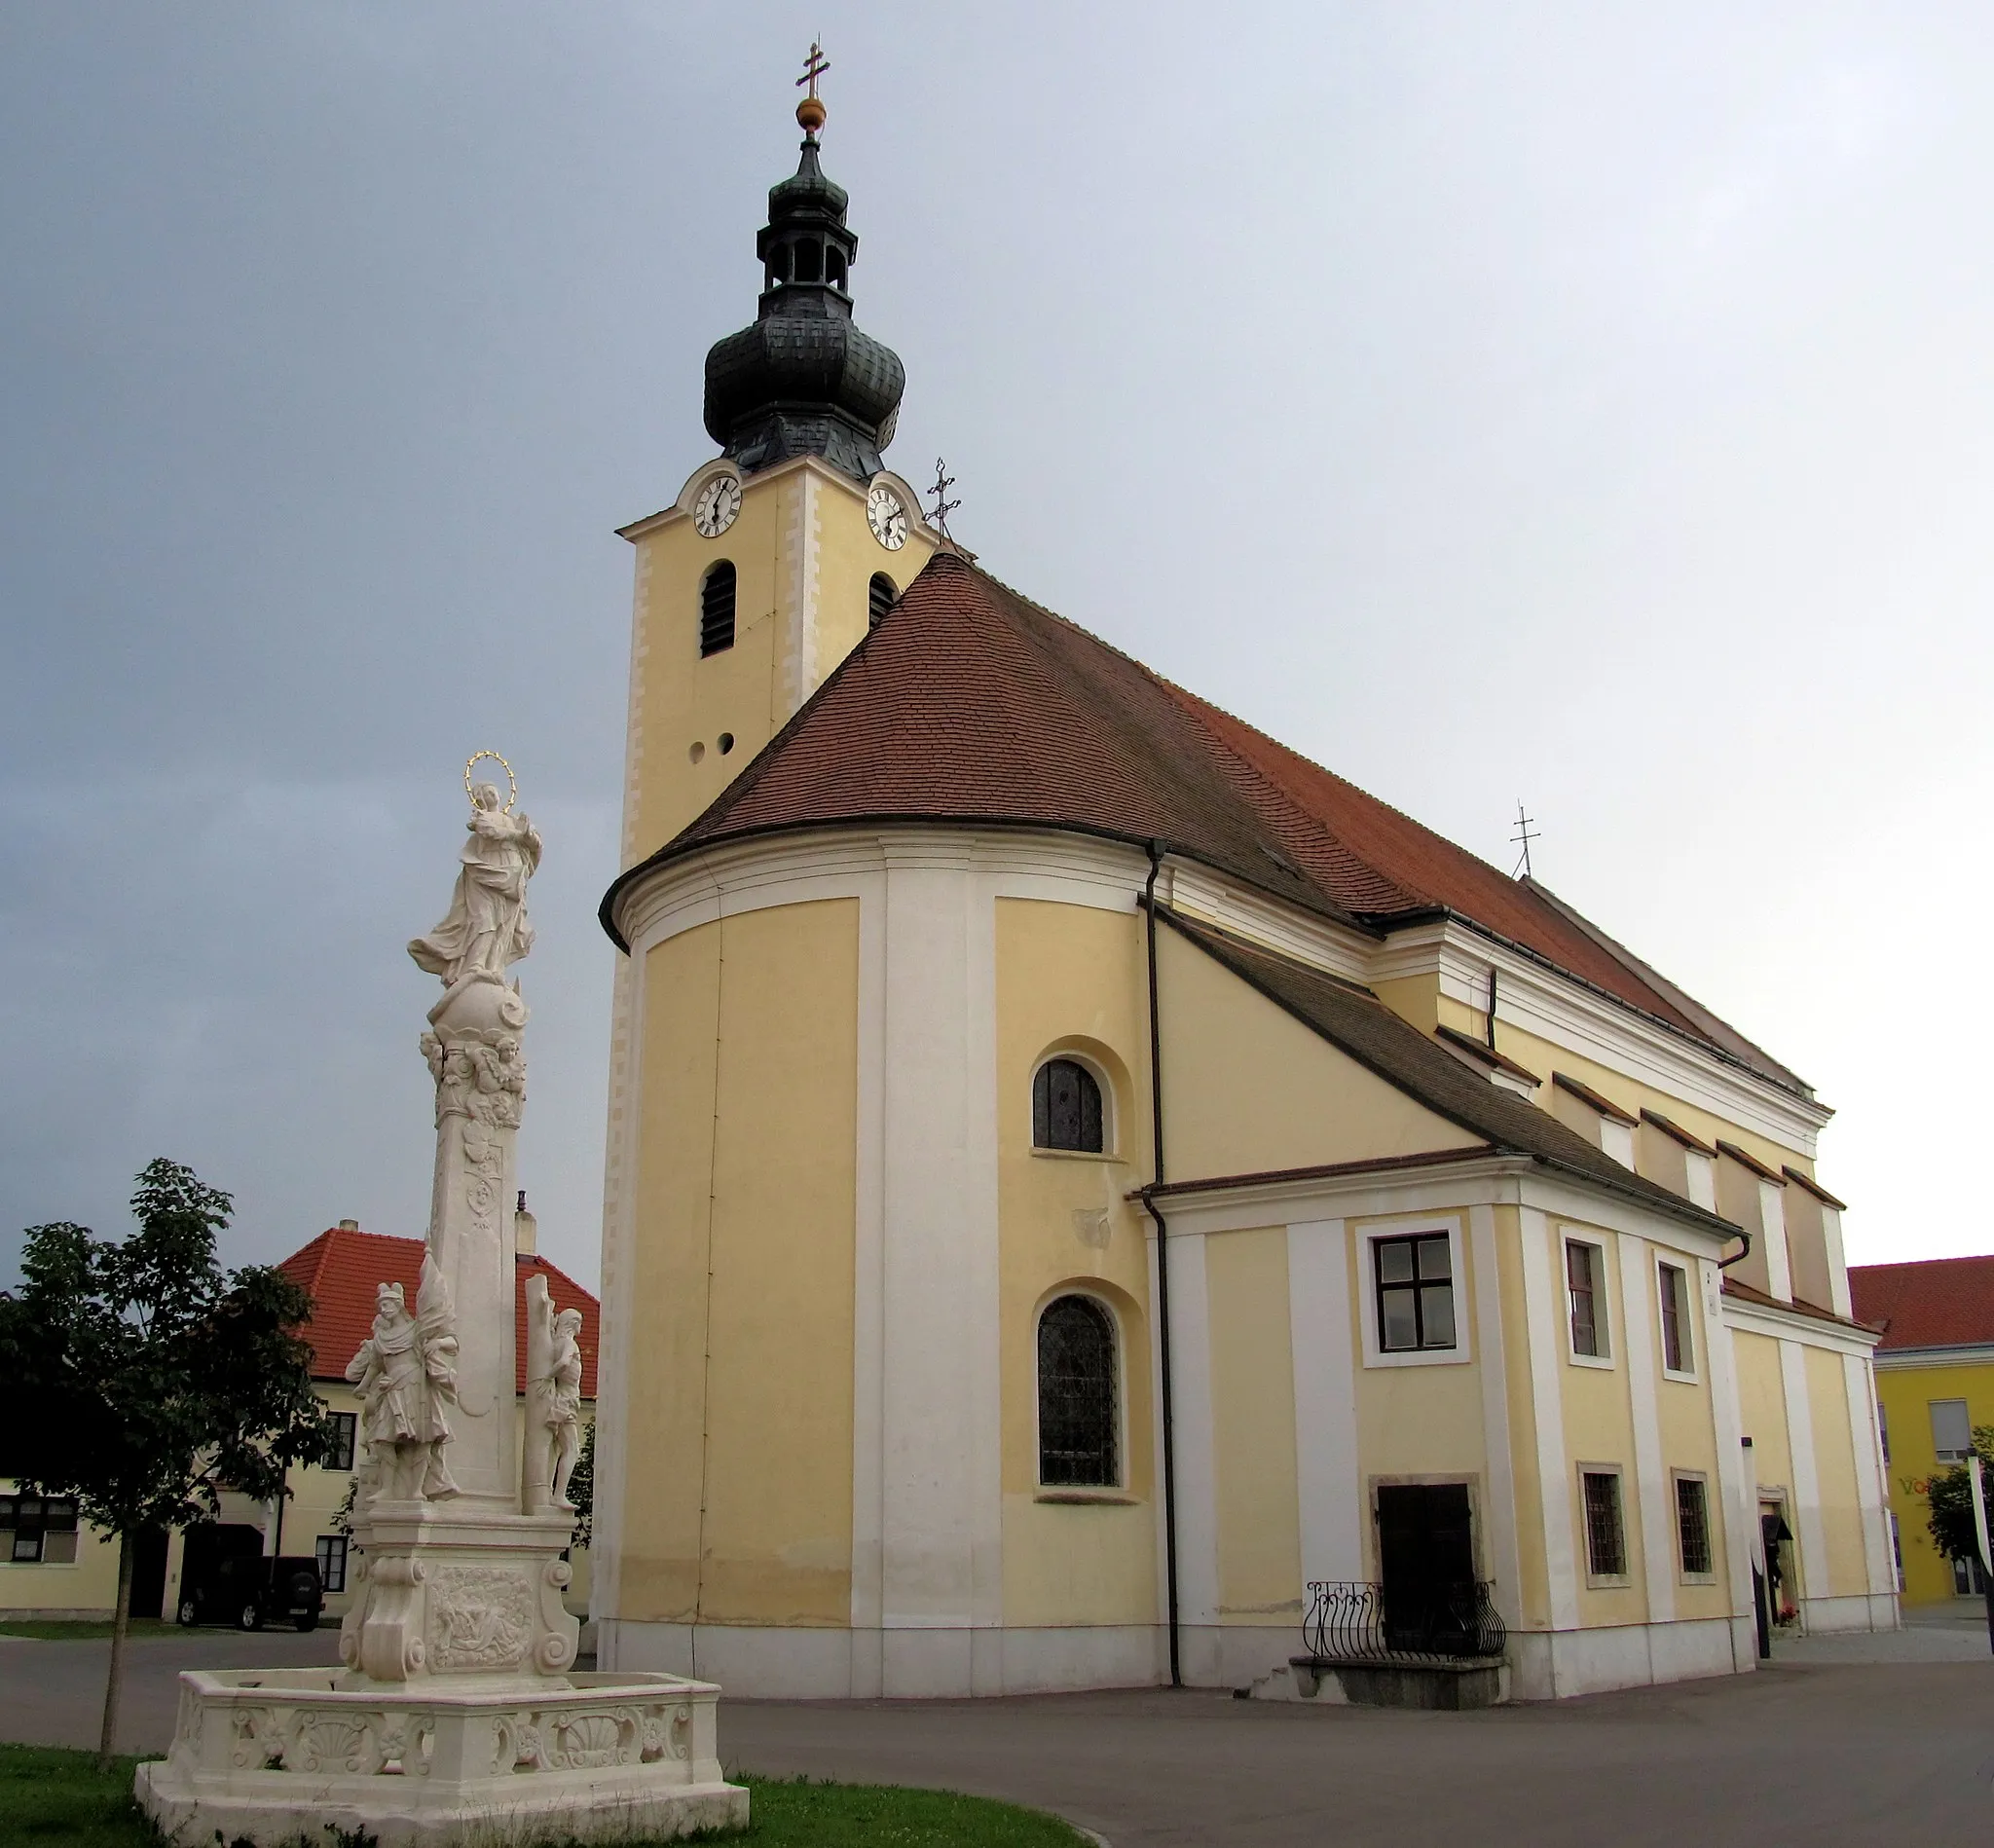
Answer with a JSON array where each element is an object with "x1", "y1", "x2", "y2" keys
[{"x1": 463, "y1": 751, "x2": 518, "y2": 813}]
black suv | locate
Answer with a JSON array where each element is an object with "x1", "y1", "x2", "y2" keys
[{"x1": 176, "y1": 1554, "x2": 324, "y2": 1632}]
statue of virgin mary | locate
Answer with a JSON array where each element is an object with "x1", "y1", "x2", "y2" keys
[{"x1": 408, "y1": 782, "x2": 542, "y2": 985}]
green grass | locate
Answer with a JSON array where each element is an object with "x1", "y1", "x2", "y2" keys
[
  {"x1": 0, "y1": 1619, "x2": 177, "y2": 1642},
  {"x1": 0, "y1": 1745, "x2": 1090, "y2": 1847},
  {"x1": 0, "y1": 1745, "x2": 153, "y2": 1847}
]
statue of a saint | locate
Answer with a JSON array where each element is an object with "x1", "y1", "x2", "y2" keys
[
  {"x1": 524, "y1": 1277, "x2": 586, "y2": 1514},
  {"x1": 408, "y1": 782, "x2": 542, "y2": 986},
  {"x1": 346, "y1": 1266, "x2": 462, "y2": 1502}
]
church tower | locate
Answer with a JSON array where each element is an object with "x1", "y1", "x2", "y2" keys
[{"x1": 612, "y1": 73, "x2": 940, "y2": 872}]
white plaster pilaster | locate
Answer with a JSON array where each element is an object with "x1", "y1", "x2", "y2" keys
[
  {"x1": 1517, "y1": 1207, "x2": 1578, "y2": 1633},
  {"x1": 1777, "y1": 1338, "x2": 1829, "y2": 1606},
  {"x1": 780, "y1": 467, "x2": 823, "y2": 720},
  {"x1": 1702, "y1": 1258, "x2": 1758, "y2": 1640},
  {"x1": 1287, "y1": 1220, "x2": 1362, "y2": 1583},
  {"x1": 1822, "y1": 1206, "x2": 1853, "y2": 1318},
  {"x1": 848, "y1": 873, "x2": 888, "y2": 1694},
  {"x1": 1760, "y1": 1180, "x2": 1792, "y2": 1302},
  {"x1": 1164, "y1": 1231, "x2": 1220, "y2": 1631},
  {"x1": 1470, "y1": 1203, "x2": 1521, "y2": 1623},
  {"x1": 1843, "y1": 1352, "x2": 1897, "y2": 1601},
  {"x1": 1616, "y1": 1238, "x2": 1674, "y2": 1624},
  {"x1": 590, "y1": 952, "x2": 640, "y2": 1638}
]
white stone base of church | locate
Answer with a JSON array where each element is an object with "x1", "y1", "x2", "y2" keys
[
  {"x1": 134, "y1": 1666, "x2": 748, "y2": 1846},
  {"x1": 600, "y1": 1606, "x2": 1887, "y2": 1705}
]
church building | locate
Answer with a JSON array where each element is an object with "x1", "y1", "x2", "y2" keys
[{"x1": 587, "y1": 85, "x2": 1896, "y2": 1702}]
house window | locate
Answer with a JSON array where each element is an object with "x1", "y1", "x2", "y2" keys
[
  {"x1": 0, "y1": 1495, "x2": 79, "y2": 1565},
  {"x1": 1675, "y1": 1475, "x2": 1713, "y2": 1577},
  {"x1": 1952, "y1": 1554, "x2": 1986, "y2": 1597},
  {"x1": 1581, "y1": 1470, "x2": 1627, "y2": 1580},
  {"x1": 1375, "y1": 1234, "x2": 1456, "y2": 1352},
  {"x1": 1658, "y1": 1262, "x2": 1692, "y2": 1375},
  {"x1": 699, "y1": 561, "x2": 736, "y2": 657},
  {"x1": 868, "y1": 572, "x2": 898, "y2": 628},
  {"x1": 1890, "y1": 1512, "x2": 1903, "y2": 1592},
  {"x1": 1931, "y1": 1398, "x2": 1974, "y2": 1463},
  {"x1": 1037, "y1": 1295, "x2": 1118, "y2": 1487},
  {"x1": 1032, "y1": 1057, "x2": 1104, "y2": 1154},
  {"x1": 327, "y1": 1412, "x2": 357, "y2": 1473},
  {"x1": 1877, "y1": 1400, "x2": 1891, "y2": 1464},
  {"x1": 1567, "y1": 1239, "x2": 1607, "y2": 1359},
  {"x1": 315, "y1": 1534, "x2": 349, "y2": 1595}
]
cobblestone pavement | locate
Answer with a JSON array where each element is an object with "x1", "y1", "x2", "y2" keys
[{"x1": 3, "y1": 1627, "x2": 1988, "y2": 1846}]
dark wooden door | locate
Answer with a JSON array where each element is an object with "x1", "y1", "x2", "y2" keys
[{"x1": 1377, "y1": 1483, "x2": 1475, "y2": 1651}]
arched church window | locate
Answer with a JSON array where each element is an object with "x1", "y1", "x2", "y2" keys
[
  {"x1": 699, "y1": 562, "x2": 736, "y2": 657},
  {"x1": 826, "y1": 246, "x2": 847, "y2": 291},
  {"x1": 1038, "y1": 1296, "x2": 1119, "y2": 1487},
  {"x1": 868, "y1": 572, "x2": 897, "y2": 629},
  {"x1": 794, "y1": 239, "x2": 823, "y2": 284},
  {"x1": 768, "y1": 242, "x2": 792, "y2": 285},
  {"x1": 1033, "y1": 1057, "x2": 1103, "y2": 1153}
]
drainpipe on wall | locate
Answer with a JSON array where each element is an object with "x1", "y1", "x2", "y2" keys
[
  {"x1": 1139, "y1": 841, "x2": 1183, "y2": 1689},
  {"x1": 1718, "y1": 1231, "x2": 1754, "y2": 1270}
]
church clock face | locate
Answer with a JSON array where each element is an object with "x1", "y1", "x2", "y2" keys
[
  {"x1": 868, "y1": 482, "x2": 908, "y2": 551},
  {"x1": 692, "y1": 473, "x2": 742, "y2": 538}
]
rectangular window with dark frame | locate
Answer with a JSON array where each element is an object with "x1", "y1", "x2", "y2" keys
[
  {"x1": 1374, "y1": 1234, "x2": 1456, "y2": 1353},
  {"x1": 1568, "y1": 1240, "x2": 1605, "y2": 1358},
  {"x1": 0, "y1": 1494, "x2": 80, "y2": 1565},
  {"x1": 1878, "y1": 1400, "x2": 1891, "y2": 1464},
  {"x1": 315, "y1": 1534, "x2": 349, "y2": 1594},
  {"x1": 328, "y1": 1412, "x2": 357, "y2": 1474},
  {"x1": 1658, "y1": 1262, "x2": 1692, "y2": 1374},
  {"x1": 1675, "y1": 1475, "x2": 1713, "y2": 1576},
  {"x1": 1581, "y1": 1470, "x2": 1626, "y2": 1579}
]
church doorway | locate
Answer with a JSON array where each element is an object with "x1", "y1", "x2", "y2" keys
[{"x1": 1376, "y1": 1482, "x2": 1477, "y2": 1653}]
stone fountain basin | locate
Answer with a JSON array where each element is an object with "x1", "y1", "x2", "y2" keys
[{"x1": 135, "y1": 1667, "x2": 748, "y2": 1847}]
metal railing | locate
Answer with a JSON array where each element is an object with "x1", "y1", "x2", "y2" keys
[{"x1": 1302, "y1": 1579, "x2": 1506, "y2": 1664}]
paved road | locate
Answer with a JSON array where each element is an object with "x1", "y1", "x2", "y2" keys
[{"x1": 4, "y1": 1628, "x2": 1989, "y2": 1846}]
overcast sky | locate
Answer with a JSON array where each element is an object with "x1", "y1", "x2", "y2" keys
[{"x1": 3, "y1": 4, "x2": 1988, "y2": 1290}]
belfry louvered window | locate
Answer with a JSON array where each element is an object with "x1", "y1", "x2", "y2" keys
[
  {"x1": 868, "y1": 572, "x2": 897, "y2": 628},
  {"x1": 1038, "y1": 1295, "x2": 1118, "y2": 1487},
  {"x1": 1033, "y1": 1058, "x2": 1103, "y2": 1153},
  {"x1": 699, "y1": 561, "x2": 736, "y2": 657}
]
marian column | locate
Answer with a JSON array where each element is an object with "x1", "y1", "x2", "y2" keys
[{"x1": 336, "y1": 756, "x2": 579, "y2": 1686}]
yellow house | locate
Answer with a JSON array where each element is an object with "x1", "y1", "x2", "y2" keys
[
  {"x1": 0, "y1": 1211, "x2": 598, "y2": 1625},
  {"x1": 586, "y1": 99, "x2": 1894, "y2": 1702},
  {"x1": 1851, "y1": 1256, "x2": 1994, "y2": 1607}
]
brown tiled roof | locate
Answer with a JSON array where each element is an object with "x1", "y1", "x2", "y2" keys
[
  {"x1": 1552, "y1": 1071, "x2": 1638, "y2": 1125},
  {"x1": 1641, "y1": 1108, "x2": 1717, "y2": 1157},
  {"x1": 604, "y1": 552, "x2": 1806, "y2": 1095},
  {"x1": 1722, "y1": 1275, "x2": 1867, "y2": 1333},
  {"x1": 1783, "y1": 1166, "x2": 1847, "y2": 1210},
  {"x1": 1850, "y1": 1257, "x2": 1994, "y2": 1351},
  {"x1": 1434, "y1": 1024, "x2": 1541, "y2": 1085},
  {"x1": 277, "y1": 1226, "x2": 599, "y2": 1397},
  {"x1": 1154, "y1": 908, "x2": 1739, "y2": 1238},
  {"x1": 1716, "y1": 1140, "x2": 1786, "y2": 1185}
]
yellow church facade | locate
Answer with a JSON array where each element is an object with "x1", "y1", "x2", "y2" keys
[{"x1": 585, "y1": 103, "x2": 1894, "y2": 1701}]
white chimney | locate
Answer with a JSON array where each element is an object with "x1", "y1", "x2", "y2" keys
[{"x1": 514, "y1": 1190, "x2": 537, "y2": 1256}]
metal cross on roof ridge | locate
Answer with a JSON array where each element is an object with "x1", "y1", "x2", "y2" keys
[
  {"x1": 796, "y1": 40, "x2": 830, "y2": 98},
  {"x1": 927, "y1": 458, "x2": 961, "y2": 538},
  {"x1": 1510, "y1": 799, "x2": 1540, "y2": 881}
]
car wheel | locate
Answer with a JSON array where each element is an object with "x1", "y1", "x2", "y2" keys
[
  {"x1": 177, "y1": 1598, "x2": 199, "y2": 1627},
  {"x1": 238, "y1": 1602, "x2": 264, "y2": 1632}
]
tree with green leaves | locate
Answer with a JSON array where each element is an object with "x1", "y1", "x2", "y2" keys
[
  {"x1": 1923, "y1": 1424, "x2": 1994, "y2": 1571},
  {"x1": 0, "y1": 1160, "x2": 334, "y2": 1770}
]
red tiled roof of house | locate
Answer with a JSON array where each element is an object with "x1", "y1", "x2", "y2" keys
[
  {"x1": 277, "y1": 1226, "x2": 599, "y2": 1397},
  {"x1": 607, "y1": 550, "x2": 1806, "y2": 1095},
  {"x1": 1849, "y1": 1257, "x2": 1994, "y2": 1352}
]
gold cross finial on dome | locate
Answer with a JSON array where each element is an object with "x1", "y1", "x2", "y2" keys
[{"x1": 795, "y1": 40, "x2": 830, "y2": 135}]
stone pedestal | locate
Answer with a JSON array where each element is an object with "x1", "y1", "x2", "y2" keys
[
  {"x1": 135, "y1": 1668, "x2": 747, "y2": 1846},
  {"x1": 134, "y1": 782, "x2": 747, "y2": 1844}
]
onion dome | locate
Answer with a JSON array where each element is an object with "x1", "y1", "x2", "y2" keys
[{"x1": 703, "y1": 101, "x2": 905, "y2": 483}]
